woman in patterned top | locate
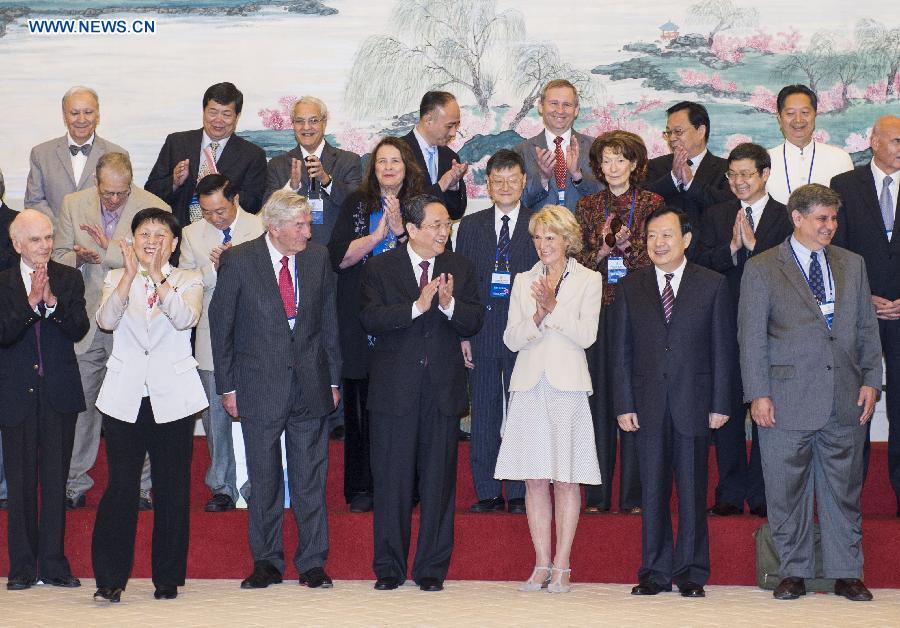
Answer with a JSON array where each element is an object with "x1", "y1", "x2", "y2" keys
[
  {"x1": 575, "y1": 131, "x2": 665, "y2": 515},
  {"x1": 327, "y1": 136, "x2": 426, "y2": 513}
]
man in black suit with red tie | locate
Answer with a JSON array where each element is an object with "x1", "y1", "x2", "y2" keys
[
  {"x1": 832, "y1": 114, "x2": 900, "y2": 515},
  {"x1": 0, "y1": 210, "x2": 89, "y2": 591},
  {"x1": 401, "y1": 92, "x2": 468, "y2": 220},
  {"x1": 696, "y1": 143, "x2": 793, "y2": 518},
  {"x1": 145, "y1": 82, "x2": 267, "y2": 227},
  {"x1": 613, "y1": 207, "x2": 734, "y2": 598},
  {"x1": 360, "y1": 194, "x2": 483, "y2": 592},
  {"x1": 645, "y1": 102, "x2": 733, "y2": 254}
]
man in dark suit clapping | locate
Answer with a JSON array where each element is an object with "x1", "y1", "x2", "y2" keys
[{"x1": 360, "y1": 194, "x2": 483, "y2": 592}]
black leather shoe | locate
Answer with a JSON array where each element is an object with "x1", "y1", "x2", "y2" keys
[
  {"x1": 154, "y1": 585, "x2": 178, "y2": 599},
  {"x1": 205, "y1": 493, "x2": 236, "y2": 512},
  {"x1": 138, "y1": 490, "x2": 153, "y2": 511},
  {"x1": 707, "y1": 502, "x2": 742, "y2": 516},
  {"x1": 0, "y1": 498, "x2": 7, "y2": 510},
  {"x1": 374, "y1": 576, "x2": 400, "y2": 590},
  {"x1": 66, "y1": 492, "x2": 86, "y2": 510},
  {"x1": 834, "y1": 578, "x2": 873, "y2": 601},
  {"x1": 623, "y1": 506, "x2": 642, "y2": 515},
  {"x1": 298, "y1": 567, "x2": 333, "y2": 589},
  {"x1": 94, "y1": 587, "x2": 123, "y2": 603},
  {"x1": 631, "y1": 579, "x2": 669, "y2": 595},
  {"x1": 240, "y1": 561, "x2": 283, "y2": 589},
  {"x1": 749, "y1": 504, "x2": 768, "y2": 518},
  {"x1": 773, "y1": 576, "x2": 806, "y2": 600},
  {"x1": 470, "y1": 496, "x2": 505, "y2": 513},
  {"x1": 6, "y1": 576, "x2": 37, "y2": 591},
  {"x1": 679, "y1": 581, "x2": 705, "y2": 597},
  {"x1": 507, "y1": 498, "x2": 526, "y2": 514},
  {"x1": 41, "y1": 575, "x2": 81, "y2": 588},
  {"x1": 418, "y1": 577, "x2": 443, "y2": 592},
  {"x1": 349, "y1": 493, "x2": 374, "y2": 513}
]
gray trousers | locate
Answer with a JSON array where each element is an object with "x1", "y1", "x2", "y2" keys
[
  {"x1": 758, "y1": 410, "x2": 866, "y2": 579},
  {"x1": 67, "y1": 329, "x2": 151, "y2": 496},
  {"x1": 198, "y1": 369, "x2": 239, "y2": 501}
]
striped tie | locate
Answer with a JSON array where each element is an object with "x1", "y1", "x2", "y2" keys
[{"x1": 662, "y1": 272, "x2": 675, "y2": 324}]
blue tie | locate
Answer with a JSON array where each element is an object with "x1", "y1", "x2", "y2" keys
[
  {"x1": 497, "y1": 215, "x2": 511, "y2": 271},
  {"x1": 426, "y1": 146, "x2": 438, "y2": 184},
  {"x1": 222, "y1": 227, "x2": 232, "y2": 244},
  {"x1": 809, "y1": 251, "x2": 826, "y2": 303},
  {"x1": 881, "y1": 175, "x2": 895, "y2": 232}
]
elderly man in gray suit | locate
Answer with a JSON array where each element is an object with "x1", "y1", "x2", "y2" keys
[
  {"x1": 513, "y1": 79, "x2": 601, "y2": 212},
  {"x1": 210, "y1": 190, "x2": 341, "y2": 590},
  {"x1": 739, "y1": 183, "x2": 882, "y2": 602},
  {"x1": 26, "y1": 86, "x2": 127, "y2": 228},
  {"x1": 53, "y1": 152, "x2": 169, "y2": 510}
]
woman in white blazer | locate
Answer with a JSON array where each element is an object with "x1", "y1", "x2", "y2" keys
[
  {"x1": 91, "y1": 208, "x2": 207, "y2": 603},
  {"x1": 494, "y1": 205, "x2": 603, "y2": 593}
]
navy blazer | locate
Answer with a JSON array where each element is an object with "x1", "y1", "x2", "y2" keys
[
  {"x1": 145, "y1": 128, "x2": 267, "y2": 225},
  {"x1": 0, "y1": 203, "x2": 18, "y2": 272},
  {"x1": 455, "y1": 205, "x2": 537, "y2": 358},
  {"x1": 0, "y1": 260, "x2": 89, "y2": 424},
  {"x1": 360, "y1": 245, "x2": 483, "y2": 417},
  {"x1": 612, "y1": 263, "x2": 735, "y2": 437},
  {"x1": 401, "y1": 131, "x2": 467, "y2": 220},
  {"x1": 832, "y1": 164, "x2": 900, "y2": 300}
]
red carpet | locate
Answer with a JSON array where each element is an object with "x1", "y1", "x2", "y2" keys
[{"x1": 1, "y1": 439, "x2": 898, "y2": 585}]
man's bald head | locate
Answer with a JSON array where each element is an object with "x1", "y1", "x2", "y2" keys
[
  {"x1": 871, "y1": 115, "x2": 900, "y2": 175},
  {"x1": 10, "y1": 209, "x2": 54, "y2": 268}
]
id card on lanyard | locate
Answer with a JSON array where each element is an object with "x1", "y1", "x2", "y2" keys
[
  {"x1": 790, "y1": 243, "x2": 834, "y2": 328},
  {"x1": 605, "y1": 189, "x2": 636, "y2": 285},
  {"x1": 305, "y1": 165, "x2": 325, "y2": 225},
  {"x1": 490, "y1": 243, "x2": 511, "y2": 298}
]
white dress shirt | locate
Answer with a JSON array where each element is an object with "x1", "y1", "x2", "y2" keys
[
  {"x1": 789, "y1": 235, "x2": 835, "y2": 303},
  {"x1": 494, "y1": 204, "x2": 520, "y2": 240},
  {"x1": 265, "y1": 233, "x2": 297, "y2": 330},
  {"x1": 543, "y1": 128, "x2": 573, "y2": 191},
  {"x1": 408, "y1": 245, "x2": 454, "y2": 319},
  {"x1": 872, "y1": 160, "x2": 899, "y2": 228},
  {"x1": 67, "y1": 132, "x2": 94, "y2": 184},
  {"x1": 281, "y1": 141, "x2": 334, "y2": 194},
  {"x1": 654, "y1": 256, "x2": 688, "y2": 298},
  {"x1": 766, "y1": 140, "x2": 854, "y2": 205}
]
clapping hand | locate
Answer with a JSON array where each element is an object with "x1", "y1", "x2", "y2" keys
[
  {"x1": 566, "y1": 138, "x2": 582, "y2": 180},
  {"x1": 383, "y1": 195, "x2": 404, "y2": 236},
  {"x1": 80, "y1": 223, "x2": 109, "y2": 250},
  {"x1": 28, "y1": 264, "x2": 48, "y2": 309},
  {"x1": 172, "y1": 159, "x2": 190, "y2": 190},
  {"x1": 437, "y1": 273, "x2": 454, "y2": 309},
  {"x1": 119, "y1": 238, "x2": 138, "y2": 280}
]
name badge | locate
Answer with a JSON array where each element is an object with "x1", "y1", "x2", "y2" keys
[
  {"x1": 556, "y1": 189, "x2": 566, "y2": 204},
  {"x1": 490, "y1": 271, "x2": 511, "y2": 298},
  {"x1": 607, "y1": 256, "x2": 627, "y2": 284},
  {"x1": 820, "y1": 300, "x2": 835, "y2": 328},
  {"x1": 309, "y1": 198, "x2": 325, "y2": 225},
  {"x1": 188, "y1": 194, "x2": 200, "y2": 214}
]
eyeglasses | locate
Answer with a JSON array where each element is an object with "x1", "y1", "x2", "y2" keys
[
  {"x1": 661, "y1": 127, "x2": 690, "y2": 138},
  {"x1": 292, "y1": 117, "x2": 324, "y2": 127},
  {"x1": 99, "y1": 189, "x2": 131, "y2": 201},
  {"x1": 488, "y1": 176, "x2": 523, "y2": 188},
  {"x1": 420, "y1": 222, "x2": 453, "y2": 233},
  {"x1": 726, "y1": 170, "x2": 760, "y2": 181}
]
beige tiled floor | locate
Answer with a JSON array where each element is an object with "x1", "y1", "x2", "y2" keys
[{"x1": 2, "y1": 580, "x2": 899, "y2": 627}]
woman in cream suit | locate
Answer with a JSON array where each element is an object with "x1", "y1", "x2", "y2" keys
[
  {"x1": 91, "y1": 208, "x2": 207, "y2": 603},
  {"x1": 495, "y1": 205, "x2": 603, "y2": 594}
]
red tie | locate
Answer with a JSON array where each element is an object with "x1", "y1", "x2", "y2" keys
[
  {"x1": 279, "y1": 256, "x2": 296, "y2": 319},
  {"x1": 662, "y1": 273, "x2": 675, "y2": 324},
  {"x1": 553, "y1": 136, "x2": 567, "y2": 191},
  {"x1": 418, "y1": 260, "x2": 430, "y2": 290}
]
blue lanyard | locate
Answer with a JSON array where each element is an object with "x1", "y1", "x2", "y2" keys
[
  {"x1": 494, "y1": 245, "x2": 510, "y2": 272},
  {"x1": 784, "y1": 142, "x2": 816, "y2": 195},
  {"x1": 789, "y1": 242, "x2": 833, "y2": 304},
  {"x1": 604, "y1": 188, "x2": 636, "y2": 229}
]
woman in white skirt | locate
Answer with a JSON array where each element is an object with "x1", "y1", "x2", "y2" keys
[{"x1": 495, "y1": 204, "x2": 603, "y2": 593}]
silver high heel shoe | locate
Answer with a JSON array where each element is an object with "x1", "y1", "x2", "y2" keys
[
  {"x1": 518, "y1": 564, "x2": 553, "y2": 592},
  {"x1": 547, "y1": 567, "x2": 571, "y2": 593}
]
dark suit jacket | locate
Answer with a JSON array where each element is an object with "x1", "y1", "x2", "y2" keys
[
  {"x1": 0, "y1": 260, "x2": 89, "y2": 425},
  {"x1": 832, "y1": 164, "x2": 900, "y2": 300},
  {"x1": 209, "y1": 235, "x2": 342, "y2": 420},
  {"x1": 264, "y1": 142, "x2": 362, "y2": 246},
  {"x1": 360, "y1": 245, "x2": 483, "y2": 417},
  {"x1": 612, "y1": 263, "x2": 735, "y2": 437},
  {"x1": 401, "y1": 131, "x2": 467, "y2": 220},
  {"x1": 0, "y1": 203, "x2": 19, "y2": 272},
  {"x1": 645, "y1": 152, "x2": 733, "y2": 228},
  {"x1": 145, "y1": 129, "x2": 267, "y2": 225},
  {"x1": 455, "y1": 205, "x2": 537, "y2": 358},
  {"x1": 695, "y1": 197, "x2": 793, "y2": 311}
]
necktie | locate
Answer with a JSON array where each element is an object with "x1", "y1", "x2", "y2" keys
[
  {"x1": 426, "y1": 146, "x2": 438, "y2": 185},
  {"x1": 553, "y1": 136, "x2": 567, "y2": 191},
  {"x1": 744, "y1": 206, "x2": 755, "y2": 232},
  {"x1": 222, "y1": 227, "x2": 232, "y2": 245},
  {"x1": 497, "y1": 215, "x2": 511, "y2": 271},
  {"x1": 881, "y1": 175, "x2": 895, "y2": 232},
  {"x1": 34, "y1": 302, "x2": 45, "y2": 377},
  {"x1": 808, "y1": 251, "x2": 826, "y2": 303},
  {"x1": 279, "y1": 256, "x2": 297, "y2": 319},
  {"x1": 418, "y1": 260, "x2": 430, "y2": 290},
  {"x1": 69, "y1": 143, "x2": 91, "y2": 156},
  {"x1": 191, "y1": 141, "x2": 221, "y2": 223},
  {"x1": 661, "y1": 273, "x2": 675, "y2": 324}
]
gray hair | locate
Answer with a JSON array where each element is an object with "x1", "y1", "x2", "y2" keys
[
  {"x1": 293, "y1": 96, "x2": 328, "y2": 120},
  {"x1": 787, "y1": 183, "x2": 842, "y2": 216},
  {"x1": 10, "y1": 209, "x2": 53, "y2": 241},
  {"x1": 96, "y1": 152, "x2": 133, "y2": 182},
  {"x1": 61, "y1": 85, "x2": 99, "y2": 109},
  {"x1": 262, "y1": 190, "x2": 311, "y2": 229}
]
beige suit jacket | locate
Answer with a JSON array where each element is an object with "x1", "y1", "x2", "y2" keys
[
  {"x1": 178, "y1": 209, "x2": 265, "y2": 371},
  {"x1": 52, "y1": 185, "x2": 170, "y2": 354}
]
